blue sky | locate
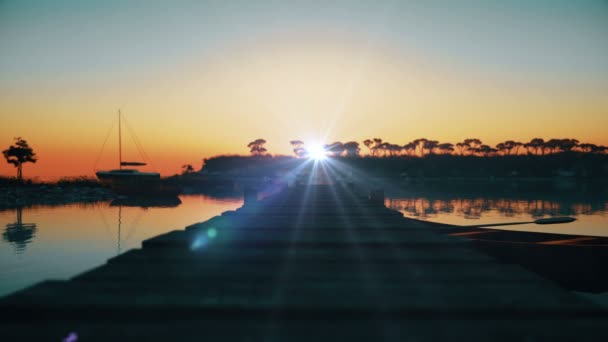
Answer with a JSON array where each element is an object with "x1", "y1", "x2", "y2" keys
[{"x1": 2, "y1": 0, "x2": 607, "y2": 87}]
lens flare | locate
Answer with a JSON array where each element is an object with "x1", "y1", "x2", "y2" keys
[{"x1": 308, "y1": 144, "x2": 327, "y2": 161}]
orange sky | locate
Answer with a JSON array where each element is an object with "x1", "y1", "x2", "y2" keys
[
  {"x1": 1, "y1": 1, "x2": 607, "y2": 180},
  {"x1": 1, "y1": 42, "x2": 608, "y2": 180}
]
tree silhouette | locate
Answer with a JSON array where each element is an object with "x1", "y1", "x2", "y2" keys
[
  {"x1": 545, "y1": 139, "x2": 562, "y2": 154},
  {"x1": 524, "y1": 138, "x2": 545, "y2": 155},
  {"x1": 558, "y1": 139, "x2": 579, "y2": 153},
  {"x1": 410, "y1": 139, "x2": 423, "y2": 157},
  {"x1": 411, "y1": 138, "x2": 428, "y2": 157},
  {"x1": 437, "y1": 143, "x2": 454, "y2": 155},
  {"x1": 3, "y1": 208, "x2": 37, "y2": 254},
  {"x1": 463, "y1": 138, "x2": 482, "y2": 156},
  {"x1": 289, "y1": 140, "x2": 307, "y2": 158},
  {"x1": 343, "y1": 141, "x2": 361, "y2": 157},
  {"x1": 422, "y1": 140, "x2": 439, "y2": 155},
  {"x1": 372, "y1": 138, "x2": 383, "y2": 156},
  {"x1": 324, "y1": 142, "x2": 344, "y2": 157},
  {"x1": 495, "y1": 142, "x2": 508, "y2": 156},
  {"x1": 476, "y1": 144, "x2": 497, "y2": 157},
  {"x1": 403, "y1": 142, "x2": 417, "y2": 157},
  {"x1": 455, "y1": 142, "x2": 467, "y2": 156},
  {"x1": 3, "y1": 137, "x2": 37, "y2": 180},
  {"x1": 578, "y1": 143, "x2": 606, "y2": 154},
  {"x1": 181, "y1": 164, "x2": 195, "y2": 174},
  {"x1": 247, "y1": 139, "x2": 268, "y2": 156},
  {"x1": 502, "y1": 140, "x2": 523, "y2": 155},
  {"x1": 363, "y1": 139, "x2": 373, "y2": 156},
  {"x1": 377, "y1": 142, "x2": 389, "y2": 157}
]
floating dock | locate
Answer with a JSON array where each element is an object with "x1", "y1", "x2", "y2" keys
[{"x1": 1, "y1": 185, "x2": 607, "y2": 341}]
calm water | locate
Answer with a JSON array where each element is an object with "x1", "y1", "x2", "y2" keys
[
  {"x1": 0, "y1": 195, "x2": 242, "y2": 297},
  {"x1": 1, "y1": 183, "x2": 607, "y2": 297},
  {"x1": 385, "y1": 179, "x2": 608, "y2": 237}
]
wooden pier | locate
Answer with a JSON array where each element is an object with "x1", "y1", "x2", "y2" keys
[{"x1": 1, "y1": 185, "x2": 607, "y2": 341}]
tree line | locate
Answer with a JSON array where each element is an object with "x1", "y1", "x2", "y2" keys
[{"x1": 246, "y1": 137, "x2": 607, "y2": 158}]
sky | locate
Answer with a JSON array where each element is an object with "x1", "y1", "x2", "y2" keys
[{"x1": 1, "y1": 0, "x2": 607, "y2": 179}]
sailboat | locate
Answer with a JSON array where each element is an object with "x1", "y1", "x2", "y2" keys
[{"x1": 96, "y1": 111, "x2": 180, "y2": 197}]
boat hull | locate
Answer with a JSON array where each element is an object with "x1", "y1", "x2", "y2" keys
[{"x1": 96, "y1": 170, "x2": 180, "y2": 197}]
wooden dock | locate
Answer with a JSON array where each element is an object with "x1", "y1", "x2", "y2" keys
[{"x1": 1, "y1": 185, "x2": 607, "y2": 341}]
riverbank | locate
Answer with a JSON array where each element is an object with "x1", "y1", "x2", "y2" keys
[{"x1": 0, "y1": 183, "x2": 115, "y2": 210}]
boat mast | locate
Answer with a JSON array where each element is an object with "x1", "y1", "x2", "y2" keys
[{"x1": 118, "y1": 110, "x2": 122, "y2": 170}]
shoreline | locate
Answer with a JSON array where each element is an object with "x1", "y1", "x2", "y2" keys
[
  {"x1": 1, "y1": 175, "x2": 607, "y2": 211},
  {"x1": 0, "y1": 184, "x2": 116, "y2": 210}
]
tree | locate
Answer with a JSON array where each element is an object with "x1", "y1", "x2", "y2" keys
[
  {"x1": 387, "y1": 144, "x2": 402, "y2": 157},
  {"x1": 558, "y1": 138, "x2": 579, "y2": 153},
  {"x1": 182, "y1": 164, "x2": 195, "y2": 174},
  {"x1": 437, "y1": 143, "x2": 454, "y2": 155},
  {"x1": 422, "y1": 140, "x2": 439, "y2": 156},
  {"x1": 290, "y1": 140, "x2": 307, "y2": 158},
  {"x1": 372, "y1": 138, "x2": 383, "y2": 156},
  {"x1": 476, "y1": 144, "x2": 497, "y2": 157},
  {"x1": 524, "y1": 138, "x2": 545, "y2": 155},
  {"x1": 579, "y1": 143, "x2": 605, "y2": 154},
  {"x1": 495, "y1": 142, "x2": 508, "y2": 156},
  {"x1": 502, "y1": 140, "x2": 523, "y2": 155},
  {"x1": 403, "y1": 142, "x2": 417, "y2": 157},
  {"x1": 412, "y1": 138, "x2": 428, "y2": 157},
  {"x1": 363, "y1": 139, "x2": 373, "y2": 155},
  {"x1": 463, "y1": 138, "x2": 482, "y2": 156},
  {"x1": 343, "y1": 141, "x2": 361, "y2": 157},
  {"x1": 3, "y1": 137, "x2": 37, "y2": 180},
  {"x1": 377, "y1": 142, "x2": 390, "y2": 157},
  {"x1": 545, "y1": 139, "x2": 562, "y2": 154},
  {"x1": 247, "y1": 138, "x2": 268, "y2": 156},
  {"x1": 455, "y1": 142, "x2": 467, "y2": 156},
  {"x1": 324, "y1": 142, "x2": 344, "y2": 157}
]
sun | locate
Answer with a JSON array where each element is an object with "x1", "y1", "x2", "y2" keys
[{"x1": 308, "y1": 144, "x2": 327, "y2": 161}]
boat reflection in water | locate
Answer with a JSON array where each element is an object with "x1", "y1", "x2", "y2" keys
[
  {"x1": 108, "y1": 196, "x2": 182, "y2": 254},
  {"x1": 110, "y1": 196, "x2": 182, "y2": 209}
]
